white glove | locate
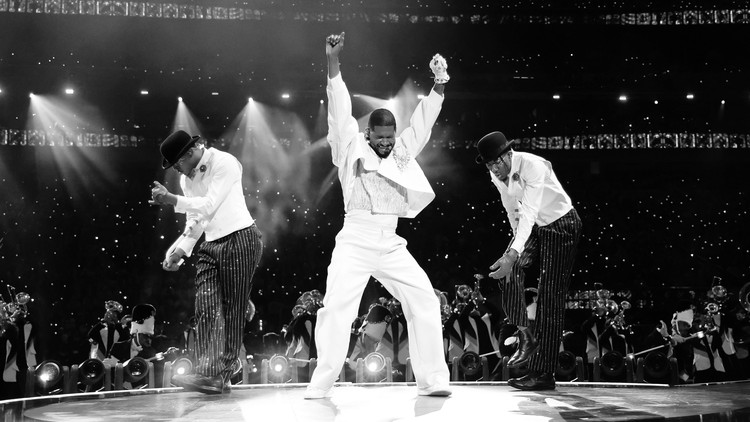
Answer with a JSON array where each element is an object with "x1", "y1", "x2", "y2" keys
[{"x1": 430, "y1": 53, "x2": 450, "y2": 84}]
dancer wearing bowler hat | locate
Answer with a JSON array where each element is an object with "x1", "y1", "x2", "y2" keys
[
  {"x1": 475, "y1": 131, "x2": 582, "y2": 391},
  {"x1": 150, "y1": 130, "x2": 263, "y2": 394}
]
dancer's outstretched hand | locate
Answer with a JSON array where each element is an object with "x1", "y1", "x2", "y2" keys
[{"x1": 488, "y1": 249, "x2": 518, "y2": 280}]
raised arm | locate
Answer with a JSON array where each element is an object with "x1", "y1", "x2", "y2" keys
[
  {"x1": 398, "y1": 54, "x2": 449, "y2": 157},
  {"x1": 326, "y1": 32, "x2": 344, "y2": 79},
  {"x1": 325, "y1": 32, "x2": 360, "y2": 167}
]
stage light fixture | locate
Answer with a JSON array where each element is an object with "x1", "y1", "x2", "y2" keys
[
  {"x1": 654, "y1": 100, "x2": 659, "y2": 105},
  {"x1": 320, "y1": 99, "x2": 324, "y2": 104},
  {"x1": 248, "y1": 97, "x2": 254, "y2": 102},
  {"x1": 618, "y1": 95, "x2": 627, "y2": 102},
  {"x1": 686, "y1": 93, "x2": 694, "y2": 99},
  {"x1": 178, "y1": 96, "x2": 183, "y2": 102},
  {"x1": 229, "y1": 357, "x2": 243, "y2": 377},
  {"x1": 601, "y1": 351, "x2": 625, "y2": 378},
  {"x1": 260, "y1": 354, "x2": 294, "y2": 384},
  {"x1": 114, "y1": 357, "x2": 154, "y2": 390},
  {"x1": 636, "y1": 351, "x2": 678, "y2": 385},
  {"x1": 269, "y1": 354, "x2": 289, "y2": 374},
  {"x1": 364, "y1": 352, "x2": 386, "y2": 373},
  {"x1": 281, "y1": 93, "x2": 290, "y2": 99},
  {"x1": 37, "y1": 360, "x2": 64, "y2": 385},
  {"x1": 123, "y1": 357, "x2": 149, "y2": 383},
  {"x1": 162, "y1": 354, "x2": 195, "y2": 387},
  {"x1": 593, "y1": 351, "x2": 634, "y2": 382},
  {"x1": 355, "y1": 352, "x2": 392, "y2": 383},
  {"x1": 27, "y1": 360, "x2": 69, "y2": 396},
  {"x1": 721, "y1": 100, "x2": 725, "y2": 105},
  {"x1": 553, "y1": 94, "x2": 560, "y2": 100},
  {"x1": 29, "y1": 92, "x2": 34, "y2": 98},
  {"x1": 64, "y1": 88, "x2": 74, "y2": 95},
  {"x1": 77, "y1": 358, "x2": 106, "y2": 387},
  {"x1": 643, "y1": 352, "x2": 669, "y2": 379},
  {"x1": 211, "y1": 92, "x2": 219, "y2": 96},
  {"x1": 457, "y1": 351, "x2": 482, "y2": 377},
  {"x1": 556, "y1": 350, "x2": 584, "y2": 381},
  {"x1": 171, "y1": 357, "x2": 193, "y2": 376},
  {"x1": 417, "y1": 94, "x2": 425, "y2": 99},
  {"x1": 140, "y1": 90, "x2": 149, "y2": 95}
]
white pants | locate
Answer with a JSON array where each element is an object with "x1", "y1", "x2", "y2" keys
[{"x1": 309, "y1": 214, "x2": 449, "y2": 390}]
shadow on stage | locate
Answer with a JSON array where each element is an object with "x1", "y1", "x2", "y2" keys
[{"x1": 3, "y1": 380, "x2": 750, "y2": 422}]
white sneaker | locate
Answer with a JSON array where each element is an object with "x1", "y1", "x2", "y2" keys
[
  {"x1": 417, "y1": 383, "x2": 452, "y2": 397},
  {"x1": 304, "y1": 385, "x2": 334, "y2": 399}
]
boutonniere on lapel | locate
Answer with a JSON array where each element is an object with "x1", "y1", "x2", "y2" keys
[
  {"x1": 392, "y1": 145, "x2": 411, "y2": 172},
  {"x1": 199, "y1": 165, "x2": 207, "y2": 173},
  {"x1": 511, "y1": 172, "x2": 520, "y2": 182}
]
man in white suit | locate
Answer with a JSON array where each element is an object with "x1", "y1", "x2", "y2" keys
[{"x1": 305, "y1": 32, "x2": 451, "y2": 399}]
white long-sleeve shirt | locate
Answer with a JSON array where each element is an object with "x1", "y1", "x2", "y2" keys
[
  {"x1": 490, "y1": 151, "x2": 573, "y2": 254},
  {"x1": 326, "y1": 72, "x2": 443, "y2": 219},
  {"x1": 169, "y1": 147, "x2": 254, "y2": 256}
]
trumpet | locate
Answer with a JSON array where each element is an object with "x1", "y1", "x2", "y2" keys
[
  {"x1": 705, "y1": 302, "x2": 721, "y2": 315},
  {"x1": 105, "y1": 300, "x2": 123, "y2": 313},
  {"x1": 3, "y1": 286, "x2": 31, "y2": 320},
  {"x1": 609, "y1": 300, "x2": 632, "y2": 333},
  {"x1": 456, "y1": 284, "x2": 472, "y2": 301},
  {"x1": 0, "y1": 288, "x2": 30, "y2": 337},
  {"x1": 102, "y1": 300, "x2": 124, "y2": 324}
]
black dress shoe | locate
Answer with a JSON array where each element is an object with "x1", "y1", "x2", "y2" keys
[
  {"x1": 507, "y1": 329, "x2": 540, "y2": 368},
  {"x1": 508, "y1": 371, "x2": 555, "y2": 391},
  {"x1": 172, "y1": 374, "x2": 226, "y2": 395}
]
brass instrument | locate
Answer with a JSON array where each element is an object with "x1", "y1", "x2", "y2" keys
[
  {"x1": 704, "y1": 276, "x2": 729, "y2": 317},
  {"x1": 610, "y1": 300, "x2": 632, "y2": 333},
  {"x1": 102, "y1": 300, "x2": 123, "y2": 324},
  {"x1": 434, "y1": 289, "x2": 451, "y2": 323},
  {"x1": 733, "y1": 282, "x2": 750, "y2": 344},
  {"x1": 1, "y1": 286, "x2": 31, "y2": 334},
  {"x1": 453, "y1": 284, "x2": 472, "y2": 314},
  {"x1": 705, "y1": 302, "x2": 720, "y2": 315},
  {"x1": 593, "y1": 288, "x2": 632, "y2": 333},
  {"x1": 456, "y1": 284, "x2": 472, "y2": 301},
  {"x1": 105, "y1": 300, "x2": 123, "y2": 313},
  {"x1": 296, "y1": 289, "x2": 324, "y2": 316},
  {"x1": 739, "y1": 282, "x2": 750, "y2": 313}
]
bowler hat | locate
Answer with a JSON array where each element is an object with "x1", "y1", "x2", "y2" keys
[
  {"x1": 475, "y1": 131, "x2": 515, "y2": 164},
  {"x1": 160, "y1": 130, "x2": 200, "y2": 169}
]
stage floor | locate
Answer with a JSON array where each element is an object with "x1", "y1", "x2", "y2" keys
[{"x1": 5, "y1": 381, "x2": 750, "y2": 421}]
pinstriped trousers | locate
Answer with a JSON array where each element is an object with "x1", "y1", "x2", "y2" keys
[
  {"x1": 503, "y1": 209, "x2": 582, "y2": 374},
  {"x1": 194, "y1": 224, "x2": 263, "y2": 379}
]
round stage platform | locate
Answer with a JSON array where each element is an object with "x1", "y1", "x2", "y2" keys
[{"x1": 3, "y1": 381, "x2": 750, "y2": 421}]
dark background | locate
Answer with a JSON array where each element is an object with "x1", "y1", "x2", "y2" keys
[{"x1": 0, "y1": 1, "x2": 748, "y2": 365}]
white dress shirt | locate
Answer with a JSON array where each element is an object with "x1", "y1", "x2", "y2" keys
[
  {"x1": 326, "y1": 73, "x2": 443, "y2": 219},
  {"x1": 169, "y1": 147, "x2": 254, "y2": 256},
  {"x1": 489, "y1": 151, "x2": 573, "y2": 254}
]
